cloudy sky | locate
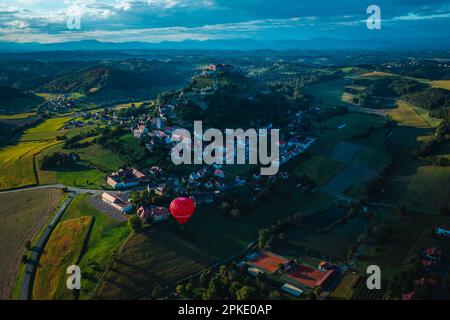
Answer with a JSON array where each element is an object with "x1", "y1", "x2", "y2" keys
[{"x1": 0, "y1": 0, "x2": 449, "y2": 43}]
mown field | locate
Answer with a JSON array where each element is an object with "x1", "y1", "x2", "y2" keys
[
  {"x1": 97, "y1": 229, "x2": 213, "y2": 299},
  {"x1": 32, "y1": 216, "x2": 93, "y2": 300},
  {"x1": 58, "y1": 194, "x2": 130, "y2": 299},
  {"x1": 0, "y1": 188, "x2": 62, "y2": 299}
]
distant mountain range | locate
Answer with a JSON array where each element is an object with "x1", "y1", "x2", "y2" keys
[{"x1": 1, "y1": 37, "x2": 450, "y2": 52}]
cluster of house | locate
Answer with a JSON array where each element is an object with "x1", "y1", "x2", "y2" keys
[
  {"x1": 185, "y1": 165, "x2": 227, "y2": 190},
  {"x1": 41, "y1": 94, "x2": 82, "y2": 113},
  {"x1": 242, "y1": 250, "x2": 337, "y2": 297},
  {"x1": 402, "y1": 246, "x2": 447, "y2": 300},
  {"x1": 137, "y1": 205, "x2": 170, "y2": 224},
  {"x1": 131, "y1": 105, "x2": 174, "y2": 140},
  {"x1": 64, "y1": 119, "x2": 94, "y2": 129},
  {"x1": 279, "y1": 136, "x2": 316, "y2": 166}
]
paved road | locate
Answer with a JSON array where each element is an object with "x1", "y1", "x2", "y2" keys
[
  {"x1": 0, "y1": 183, "x2": 150, "y2": 197},
  {"x1": 18, "y1": 194, "x2": 75, "y2": 300},
  {"x1": 0, "y1": 184, "x2": 107, "y2": 195}
]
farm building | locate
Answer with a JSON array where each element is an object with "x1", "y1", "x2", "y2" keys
[
  {"x1": 101, "y1": 192, "x2": 133, "y2": 213},
  {"x1": 107, "y1": 168, "x2": 148, "y2": 189},
  {"x1": 285, "y1": 265, "x2": 337, "y2": 290},
  {"x1": 248, "y1": 251, "x2": 337, "y2": 290},
  {"x1": 137, "y1": 206, "x2": 170, "y2": 223}
]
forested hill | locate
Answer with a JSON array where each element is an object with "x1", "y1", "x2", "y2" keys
[{"x1": 0, "y1": 85, "x2": 43, "y2": 113}]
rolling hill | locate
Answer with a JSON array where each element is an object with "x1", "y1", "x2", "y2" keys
[{"x1": 39, "y1": 61, "x2": 190, "y2": 101}]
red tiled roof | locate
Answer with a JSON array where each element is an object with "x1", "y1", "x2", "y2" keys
[
  {"x1": 249, "y1": 251, "x2": 289, "y2": 274},
  {"x1": 287, "y1": 265, "x2": 335, "y2": 289}
]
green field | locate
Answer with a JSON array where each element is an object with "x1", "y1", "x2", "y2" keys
[
  {"x1": 293, "y1": 155, "x2": 342, "y2": 185},
  {"x1": 36, "y1": 138, "x2": 125, "y2": 189},
  {"x1": 19, "y1": 117, "x2": 73, "y2": 142},
  {"x1": 32, "y1": 216, "x2": 93, "y2": 300},
  {"x1": 383, "y1": 160, "x2": 450, "y2": 211},
  {"x1": 0, "y1": 112, "x2": 37, "y2": 120},
  {"x1": 58, "y1": 194, "x2": 130, "y2": 299},
  {"x1": 0, "y1": 141, "x2": 62, "y2": 190},
  {"x1": 296, "y1": 134, "x2": 388, "y2": 196},
  {"x1": 0, "y1": 188, "x2": 62, "y2": 299},
  {"x1": 304, "y1": 79, "x2": 349, "y2": 106},
  {"x1": 283, "y1": 214, "x2": 368, "y2": 261},
  {"x1": 314, "y1": 113, "x2": 387, "y2": 141}
]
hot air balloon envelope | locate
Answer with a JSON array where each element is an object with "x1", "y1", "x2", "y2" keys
[{"x1": 169, "y1": 197, "x2": 196, "y2": 224}]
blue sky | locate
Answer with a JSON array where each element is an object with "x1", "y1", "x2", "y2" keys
[{"x1": 0, "y1": 0, "x2": 449, "y2": 43}]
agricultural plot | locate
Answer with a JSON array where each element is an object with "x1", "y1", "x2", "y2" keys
[
  {"x1": 293, "y1": 155, "x2": 342, "y2": 185},
  {"x1": 97, "y1": 229, "x2": 213, "y2": 299},
  {"x1": 388, "y1": 101, "x2": 429, "y2": 128},
  {"x1": 322, "y1": 163, "x2": 377, "y2": 196},
  {"x1": 284, "y1": 215, "x2": 368, "y2": 261},
  {"x1": 384, "y1": 100, "x2": 450, "y2": 211},
  {"x1": 329, "y1": 273, "x2": 359, "y2": 300},
  {"x1": 19, "y1": 117, "x2": 73, "y2": 142},
  {"x1": 315, "y1": 113, "x2": 387, "y2": 141},
  {"x1": 304, "y1": 79, "x2": 349, "y2": 106},
  {"x1": 0, "y1": 140, "x2": 61, "y2": 190},
  {"x1": 383, "y1": 160, "x2": 450, "y2": 212},
  {"x1": 32, "y1": 216, "x2": 93, "y2": 300},
  {"x1": 0, "y1": 188, "x2": 62, "y2": 299},
  {"x1": 36, "y1": 140, "x2": 124, "y2": 188},
  {"x1": 305, "y1": 206, "x2": 348, "y2": 229},
  {"x1": 295, "y1": 134, "x2": 388, "y2": 196},
  {"x1": 59, "y1": 194, "x2": 130, "y2": 299}
]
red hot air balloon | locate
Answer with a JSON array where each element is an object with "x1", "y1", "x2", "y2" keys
[{"x1": 169, "y1": 197, "x2": 196, "y2": 225}]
